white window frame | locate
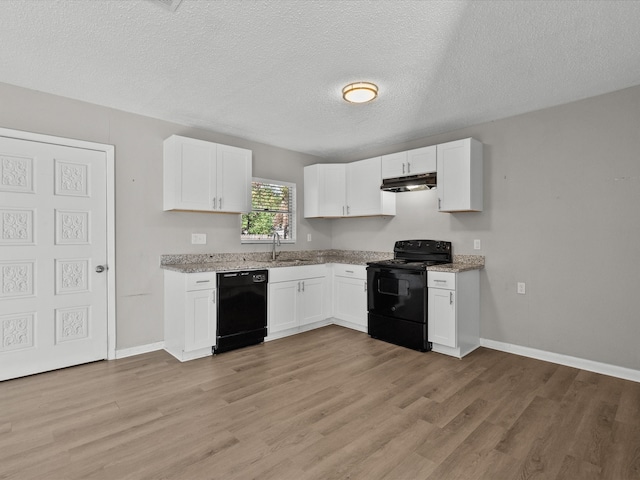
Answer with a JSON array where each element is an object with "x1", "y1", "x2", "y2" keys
[{"x1": 241, "y1": 177, "x2": 296, "y2": 244}]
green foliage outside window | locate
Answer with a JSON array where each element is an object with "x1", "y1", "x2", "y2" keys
[{"x1": 241, "y1": 179, "x2": 295, "y2": 242}]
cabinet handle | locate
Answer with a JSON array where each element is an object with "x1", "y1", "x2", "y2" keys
[
  {"x1": 347, "y1": 205, "x2": 350, "y2": 215},
  {"x1": 212, "y1": 198, "x2": 217, "y2": 209},
  {"x1": 297, "y1": 281, "x2": 301, "y2": 292},
  {"x1": 450, "y1": 291, "x2": 453, "y2": 305},
  {"x1": 438, "y1": 198, "x2": 441, "y2": 209},
  {"x1": 364, "y1": 281, "x2": 367, "y2": 292},
  {"x1": 345, "y1": 270, "x2": 354, "y2": 274},
  {"x1": 301, "y1": 281, "x2": 305, "y2": 292},
  {"x1": 219, "y1": 197, "x2": 223, "y2": 209},
  {"x1": 196, "y1": 280, "x2": 210, "y2": 283},
  {"x1": 434, "y1": 279, "x2": 447, "y2": 283},
  {"x1": 402, "y1": 163, "x2": 405, "y2": 175},
  {"x1": 407, "y1": 161, "x2": 411, "y2": 174}
]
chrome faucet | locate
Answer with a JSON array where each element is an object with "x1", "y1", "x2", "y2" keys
[{"x1": 271, "y1": 231, "x2": 281, "y2": 261}]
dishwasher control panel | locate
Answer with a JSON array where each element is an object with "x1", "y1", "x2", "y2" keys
[{"x1": 253, "y1": 273, "x2": 267, "y2": 283}]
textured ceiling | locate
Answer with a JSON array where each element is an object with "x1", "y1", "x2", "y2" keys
[{"x1": 1, "y1": 0, "x2": 640, "y2": 159}]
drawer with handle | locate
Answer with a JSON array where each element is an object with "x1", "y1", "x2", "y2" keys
[
  {"x1": 333, "y1": 264, "x2": 366, "y2": 278},
  {"x1": 427, "y1": 271, "x2": 455, "y2": 289},
  {"x1": 186, "y1": 272, "x2": 217, "y2": 291}
]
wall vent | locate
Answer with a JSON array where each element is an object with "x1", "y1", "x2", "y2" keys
[{"x1": 149, "y1": 0, "x2": 183, "y2": 12}]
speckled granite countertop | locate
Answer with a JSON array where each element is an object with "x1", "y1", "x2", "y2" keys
[
  {"x1": 427, "y1": 255, "x2": 485, "y2": 273},
  {"x1": 161, "y1": 250, "x2": 484, "y2": 274}
]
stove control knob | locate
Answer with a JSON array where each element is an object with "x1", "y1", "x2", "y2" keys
[{"x1": 436, "y1": 242, "x2": 441, "y2": 249}]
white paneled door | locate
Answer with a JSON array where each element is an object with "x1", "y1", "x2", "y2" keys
[{"x1": 0, "y1": 134, "x2": 111, "y2": 381}]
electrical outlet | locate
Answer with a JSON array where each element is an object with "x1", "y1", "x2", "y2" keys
[
  {"x1": 191, "y1": 233, "x2": 207, "y2": 245},
  {"x1": 517, "y1": 282, "x2": 526, "y2": 295},
  {"x1": 474, "y1": 239, "x2": 481, "y2": 250},
  {"x1": 307, "y1": 233, "x2": 312, "y2": 242}
]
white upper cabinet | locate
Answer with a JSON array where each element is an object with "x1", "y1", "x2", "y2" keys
[
  {"x1": 163, "y1": 135, "x2": 252, "y2": 213},
  {"x1": 303, "y1": 163, "x2": 346, "y2": 217},
  {"x1": 437, "y1": 138, "x2": 483, "y2": 212},
  {"x1": 381, "y1": 145, "x2": 436, "y2": 179},
  {"x1": 323, "y1": 164, "x2": 348, "y2": 216},
  {"x1": 346, "y1": 157, "x2": 395, "y2": 217},
  {"x1": 304, "y1": 158, "x2": 395, "y2": 218},
  {"x1": 215, "y1": 143, "x2": 252, "y2": 213}
]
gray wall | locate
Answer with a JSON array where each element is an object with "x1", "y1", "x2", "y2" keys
[
  {"x1": 333, "y1": 85, "x2": 640, "y2": 371},
  {"x1": 2, "y1": 81, "x2": 639, "y2": 371},
  {"x1": 0, "y1": 82, "x2": 332, "y2": 349}
]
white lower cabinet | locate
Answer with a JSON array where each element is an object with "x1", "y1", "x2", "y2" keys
[
  {"x1": 268, "y1": 281, "x2": 298, "y2": 333},
  {"x1": 332, "y1": 264, "x2": 368, "y2": 332},
  {"x1": 267, "y1": 265, "x2": 330, "y2": 339},
  {"x1": 162, "y1": 264, "x2": 481, "y2": 360},
  {"x1": 164, "y1": 270, "x2": 217, "y2": 362},
  {"x1": 427, "y1": 269, "x2": 479, "y2": 358}
]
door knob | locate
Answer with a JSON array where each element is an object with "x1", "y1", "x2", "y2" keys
[{"x1": 95, "y1": 265, "x2": 107, "y2": 273}]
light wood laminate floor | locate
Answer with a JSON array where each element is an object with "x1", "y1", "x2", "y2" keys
[{"x1": 1, "y1": 325, "x2": 640, "y2": 479}]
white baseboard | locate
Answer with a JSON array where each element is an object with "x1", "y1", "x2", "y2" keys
[
  {"x1": 331, "y1": 317, "x2": 367, "y2": 333},
  {"x1": 115, "y1": 341, "x2": 165, "y2": 359},
  {"x1": 480, "y1": 338, "x2": 640, "y2": 383}
]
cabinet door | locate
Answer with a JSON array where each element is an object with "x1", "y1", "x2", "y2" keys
[
  {"x1": 320, "y1": 164, "x2": 346, "y2": 216},
  {"x1": 437, "y1": 138, "x2": 483, "y2": 212},
  {"x1": 381, "y1": 151, "x2": 407, "y2": 179},
  {"x1": 303, "y1": 164, "x2": 346, "y2": 218},
  {"x1": 334, "y1": 276, "x2": 367, "y2": 328},
  {"x1": 407, "y1": 145, "x2": 436, "y2": 175},
  {"x1": 347, "y1": 157, "x2": 383, "y2": 216},
  {"x1": 165, "y1": 136, "x2": 216, "y2": 211},
  {"x1": 303, "y1": 165, "x2": 321, "y2": 218},
  {"x1": 268, "y1": 281, "x2": 298, "y2": 333},
  {"x1": 298, "y1": 277, "x2": 326, "y2": 326},
  {"x1": 185, "y1": 289, "x2": 217, "y2": 351},
  {"x1": 428, "y1": 288, "x2": 456, "y2": 348},
  {"x1": 216, "y1": 144, "x2": 252, "y2": 213}
]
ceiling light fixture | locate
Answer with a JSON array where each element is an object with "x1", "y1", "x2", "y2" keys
[{"x1": 342, "y1": 82, "x2": 378, "y2": 104}]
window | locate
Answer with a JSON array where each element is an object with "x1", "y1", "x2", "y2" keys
[{"x1": 241, "y1": 178, "x2": 296, "y2": 243}]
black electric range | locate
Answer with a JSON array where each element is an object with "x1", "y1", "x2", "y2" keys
[{"x1": 366, "y1": 240, "x2": 452, "y2": 351}]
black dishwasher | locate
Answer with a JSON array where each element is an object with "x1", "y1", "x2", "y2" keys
[{"x1": 215, "y1": 270, "x2": 268, "y2": 354}]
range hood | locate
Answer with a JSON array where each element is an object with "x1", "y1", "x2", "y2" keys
[{"x1": 380, "y1": 173, "x2": 437, "y2": 192}]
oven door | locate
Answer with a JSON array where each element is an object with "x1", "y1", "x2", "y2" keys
[{"x1": 366, "y1": 266, "x2": 426, "y2": 322}]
